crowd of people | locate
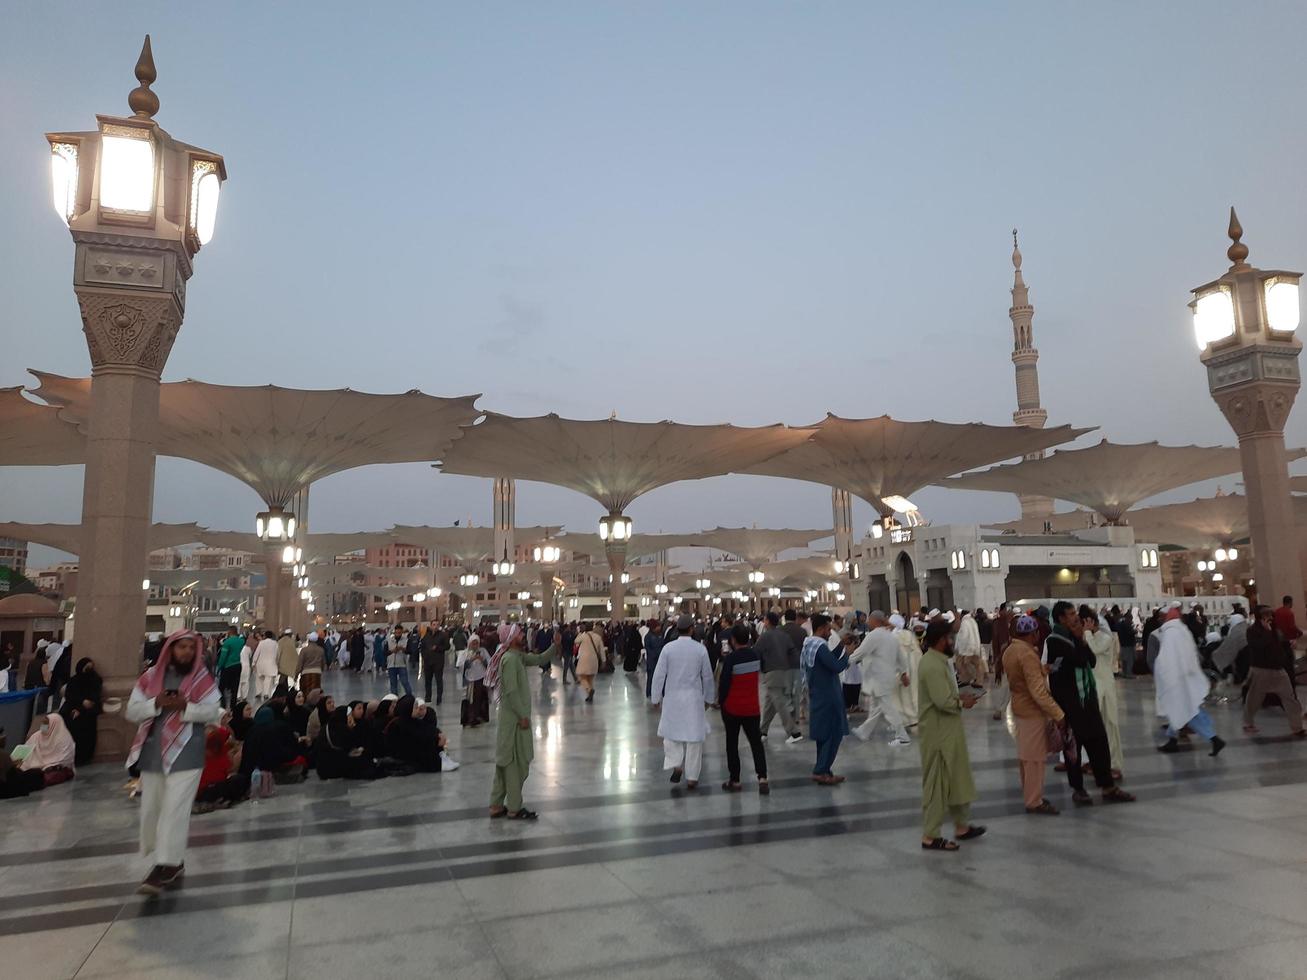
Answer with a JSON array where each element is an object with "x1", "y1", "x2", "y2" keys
[{"x1": 4, "y1": 589, "x2": 1303, "y2": 889}]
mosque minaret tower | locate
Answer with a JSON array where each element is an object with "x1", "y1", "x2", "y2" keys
[{"x1": 1009, "y1": 229, "x2": 1055, "y2": 520}]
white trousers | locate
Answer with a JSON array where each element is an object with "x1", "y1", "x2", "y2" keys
[
  {"x1": 255, "y1": 673, "x2": 278, "y2": 699},
  {"x1": 855, "y1": 691, "x2": 909, "y2": 741},
  {"x1": 139, "y1": 769, "x2": 203, "y2": 867},
  {"x1": 663, "y1": 739, "x2": 704, "y2": 781}
]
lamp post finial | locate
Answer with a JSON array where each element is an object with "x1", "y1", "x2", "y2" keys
[
  {"x1": 1227, "y1": 206, "x2": 1249, "y2": 269},
  {"x1": 128, "y1": 34, "x2": 160, "y2": 119}
]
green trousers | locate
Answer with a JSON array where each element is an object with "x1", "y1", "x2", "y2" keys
[
  {"x1": 923, "y1": 797, "x2": 970, "y2": 839},
  {"x1": 491, "y1": 760, "x2": 527, "y2": 812}
]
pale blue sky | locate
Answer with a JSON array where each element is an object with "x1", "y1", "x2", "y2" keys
[{"x1": 3, "y1": 3, "x2": 1307, "y2": 565}]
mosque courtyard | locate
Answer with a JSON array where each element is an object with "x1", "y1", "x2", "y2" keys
[{"x1": 3, "y1": 667, "x2": 1307, "y2": 980}]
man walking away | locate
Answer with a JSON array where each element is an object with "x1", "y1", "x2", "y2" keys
[
  {"x1": 718, "y1": 623, "x2": 769, "y2": 794},
  {"x1": 651, "y1": 614, "x2": 715, "y2": 790},
  {"x1": 215, "y1": 627, "x2": 244, "y2": 709},
  {"x1": 757, "y1": 611, "x2": 802, "y2": 743}
]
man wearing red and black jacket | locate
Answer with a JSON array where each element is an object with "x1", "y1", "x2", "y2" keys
[{"x1": 717, "y1": 623, "x2": 769, "y2": 795}]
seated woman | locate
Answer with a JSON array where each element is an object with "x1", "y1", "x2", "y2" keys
[
  {"x1": 286, "y1": 690, "x2": 313, "y2": 737},
  {"x1": 306, "y1": 694, "x2": 334, "y2": 743},
  {"x1": 229, "y1": 700, "x2": 255, "y2": 741},
  {"x1": 363, "y1": 698, "x2": 394, "y2": 760},
  {"x1": 14, "y1": 713, "x2": 76, "y2": 791},
  {"x1": 60, "y1": 657, "x2": 103, "y2": 766},
  {"x1": 384, "y1": 695, "x2": 456, "y2": 772},
  {"x1": 239, "y1": 705, "x2": 309, "y2": 783},
  {"x1": 195, "y1": 725, "x2": 250, "y2": 811},
  {"x1": 316, "y1": 703, "x2": 385, "y2": 780},
  {"x1": 0, "y1": 729, "x2": 35, "y2": 799}
]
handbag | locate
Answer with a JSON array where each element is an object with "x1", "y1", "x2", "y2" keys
[{"x1": 1043, "y1": 720, "x2": 1063, "y2": 755}]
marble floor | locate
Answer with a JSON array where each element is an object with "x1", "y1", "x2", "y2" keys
[{"x1": 4, "y1": 665, "x2": 1307, "y2": 979}]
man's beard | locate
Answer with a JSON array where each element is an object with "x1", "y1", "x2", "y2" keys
[{"x1": 942, "y1": 642, "x2": 956, "y2": 659}]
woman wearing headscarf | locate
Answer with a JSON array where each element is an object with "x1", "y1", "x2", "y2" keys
[
  {"x1": 60, "y1": 657, "x2": 103, "y2": 766},
  {"x1": 488, "y1": 624, "x2": 555, "y2": 819},
  {"x1": 16, "y1": 712, "x2": 77, "y2": 789},
  {"x1": 24, "y1": 648, "x2": 48, "y2": 692},
  {"x1": 229, "y1": 700, "x2": 255, "y2": 741},
  {"x1": 317, "y1": 704, "x2": 378, "y2": 779},
  {"x1": 125, "y1": 629, "x2": 222, "y2": 895},
  {"x1": 385, "y1": 695, "x2": 456, "y2": 772},
  {"x1": 239, "y1": 704, "x2": 310, "y2": 783},
  {"x1": 287, "y1": 689, "x2": 315, "y2": 737},
  {"x1": 307, "y1": 694, "x2": 334, "y2": 743}
]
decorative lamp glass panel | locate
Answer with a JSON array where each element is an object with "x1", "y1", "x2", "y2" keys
[
  {"x1": 50, "y1": 143, "x2": 78, "y2": 223},
  {"x1": 1192, "y1": 287, "x2": 1235, "y2": 349},
  {"x1": 266, "y1": 514, "x2": 285, "y2": 539},
  {"x1": 282, "y1": 545, "x2": 295, "y2": 563},
  {"x1": 255, "y1": 515, "x2": 266, "y2": 538},
  {"x1": 1265, "y1": 278, "x2": 1300, "y2": 333},
  {"x1": 100, "y1": 133, "x2": 155, "y2": 211},
  {"x1": 1227, "y1": 548, "x2": 1237, "y2": 561},
  {"x1": 192, "y1": 167, "x2": 220, "y2": 245}
]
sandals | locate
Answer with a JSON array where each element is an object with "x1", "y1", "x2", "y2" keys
[
  {"x1": 669, "y1": 768, "x2": 683, "y2": 784},
  {"x1": 922, "y1": 838, "x2": 959, "y2": 851},
  {"x1": 758, "y1": 779, "x2": 770, "y2": 795},
  {"x1": 506, "y1": 809, "x2": 539, "y2": 821},
  {"x1": 1102, "y1": 787, "x2": 1136, "y2": 804},
  {"x1": 957, "y1": 825, "x2": 987, "y2": 841},
  {"x1": 489, "y1": 808, "x2": 507, "y2": 819},
  {"x1": 1072, "y1": 791, "x2": 1094, "y2": 807},
  {"x1": 1025, "y1": 799, "x2": 1060, "y2": 815},
  {"x1": 721, "y1": 781, "x2": 743, "y2": 793},
  {"x1": 811, "y1": 774, "x2": 838, "y2": 785}
]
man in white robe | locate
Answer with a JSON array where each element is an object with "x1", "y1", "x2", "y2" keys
[
  {"x1": 1155, "y1": 603, "x2": 1225, "y2": 756},
  {"x1": 251, "y1": 630, "x2": 279, "y2": 700},
  {"x1": 650, "y1": 614, "x2": 716, "y2": 789},
  {"x1": 889, "y1": 614, "x2": 921, "y2": 726},
  {"x1": 954, "y1": 612, "x2": 984, "y2": 688},
  {"x1": 849, "y1": 611, "x2": 912, "y2": 745}
]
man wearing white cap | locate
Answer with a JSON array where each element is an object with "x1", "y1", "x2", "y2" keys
[
  {"x1": 296, "y1": 632, "x2": 326, "y2": 695},
  {"x1": 1156, "y1": 602, "x2": 1225, "y2": 756},
  {"x1": 890, "y1": 613, "x2": 921, "y2": 726},
  {"x1": 651, "y1": 614, "x2": 716, "y2": 790},
  {"x1": 850, "y1": 611, "x2": 911, "y2": 745}
]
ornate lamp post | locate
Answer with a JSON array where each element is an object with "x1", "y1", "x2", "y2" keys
[
  {"x1": 46, "y1": 37, "x2": 225, "y2": 756},
  {"x1": 598, "y1": 512, "x2": 632, "y2": 622},
  {"x1": 1191, "y1": 209, "x2": 1303, "y2": 606}
]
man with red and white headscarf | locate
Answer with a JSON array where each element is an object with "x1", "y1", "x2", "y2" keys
[{"x1": 125, "y1": 629, "x2": 222, "y2": 895}]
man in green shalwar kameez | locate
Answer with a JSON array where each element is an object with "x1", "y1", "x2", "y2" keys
[
  {"x1": 918, "y1": 619, "x2": 986, "y2": 852},
  {"x1": 488, "y1": 625, "x2": 555, "y2": 820}
]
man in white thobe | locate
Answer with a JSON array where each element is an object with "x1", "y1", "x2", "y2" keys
[
  {"x1": 251, "y1": 630, "x2": 279, "y2": 700},
  {"x1": 1155, "y1": 603, "x2": 1225, "y2": 756},
  {"x1": 890, "y1": 614, "x2": 921, "y2": 727},
  {"x1": 849, "y1": 611, "x2": 912, "y2": 745},
  {"x1": 650, "y1": 614, "x2": 716, "y2": 789}
]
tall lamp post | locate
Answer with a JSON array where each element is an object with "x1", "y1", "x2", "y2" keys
[
  {"x1": 46, "y1": 37, "x2": 225, "y2": 757},
  {"x1": 599, "y1": 512, "x2": 632, "y2": 622},
  {"x1": 1192, "y1": 209, "x2": 1303, "y2": 607}
]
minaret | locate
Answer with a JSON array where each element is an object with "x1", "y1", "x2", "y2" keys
[{"x1": 1009, "y1": 230, "x2": 1054, "y2": 520}]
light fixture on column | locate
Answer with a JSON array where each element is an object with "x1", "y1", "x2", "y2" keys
[
  {"x1": 458, "y1": 573, "x2": 479, "y2": 587},
  {"x1": 598, "y1": 513, "x2": 632, "y2": 541},
  {"x1": 654, "y1": 582, "x2": 668, "y2": 594},
  {"x1": 256, "y1": 505, "x2": 297, "y2": 543},
  {"x1": 695, "y1": 577, "x2": 712, "y2": 590},
  {"x1": 412, "y1": 592, "x2": 427, "y2": 602},
  {"x1": 747, "y1": 570, "x2": 765, "y2": 584},
  {"x1": 608, "y1": 572, "x2": 630, "y2": 585},
  {"x1": 142, "y1": 578, "x2": 151, "y2": 591},
  {"x1": 1215, "y1": 547, "x2": 1228, "y2": 562},
  {"x1": 768, "y1": 587, "x2": 781, "y2": 597},
  {"x1": 517, "y1": 591, "x2": 531, "y2": 601},
  {"x1": 533, "y1": 544, "x2": 561, "y2": 563},
  {"x1": 492, "y1": 557, "x2": 515, "y2": 575}
]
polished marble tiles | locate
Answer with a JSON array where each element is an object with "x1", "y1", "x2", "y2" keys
[{"x1": 4, "y1": 666, "x2": 1307, "y2": 978}]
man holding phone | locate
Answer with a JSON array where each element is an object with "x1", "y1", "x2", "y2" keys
[{"x1": 126, "y1": 629, "x2": 223, "y2": 895}]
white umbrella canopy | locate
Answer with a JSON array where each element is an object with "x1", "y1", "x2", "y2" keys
[
  {"x1": 437, "y1": 412, "x2": 813, "y2": 515},
  {"x1": 944, "y1": 439, "x2": 1305, "y2": 524},
  {"x1": 745, "y1": 414, "x2": 1091, "y2": 515}
]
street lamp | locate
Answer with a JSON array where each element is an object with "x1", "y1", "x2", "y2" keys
[
  {"x1": 695, "y1": 577, "x2": 712, "y2": 590},
  {"x1": 492, "y1": 558, "x2": 515, "y2": 576},
  {"x1": 747, "y1": 570, "x2": 765, "y2": 584},
  {"x1": 255, "y1": 506, "x2": 297, "y2": 543},
  {"x1": 598, "y1": 513, "x2": 632, "y2": 541},
  {"x1": 459, "y1": 573, "x2": 479, "y2": 588},
  {"x1": 46, "y1": 37, "x2": 226, "y2": 733},
  {"x1": 533, "y1": 544, "x2": 561, "y2": 563},
  {"x1": 1192, "y1": 209, "x2": 1304, "y2": 605}
]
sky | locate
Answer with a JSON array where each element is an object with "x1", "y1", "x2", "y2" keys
[{"x1": 4, "y1": 2, "x2": 1307, "y2": 569}]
